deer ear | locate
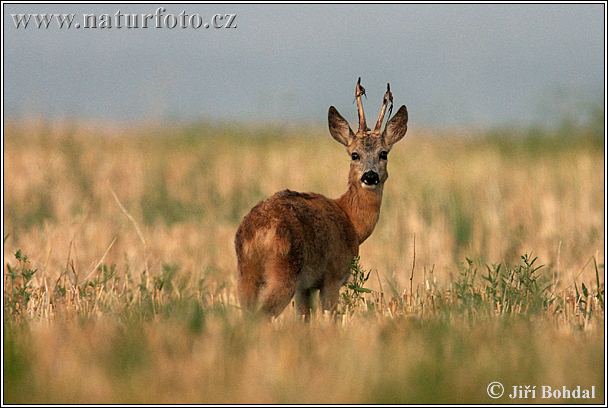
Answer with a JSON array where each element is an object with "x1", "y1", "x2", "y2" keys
[
  {"x1": 383, "y1": 105, "x2": 408, "y2": 147},
  {"x1": 328, "y1": 106, "x2": 355, "y2": 146}
]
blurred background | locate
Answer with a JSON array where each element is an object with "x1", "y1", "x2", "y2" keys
[{"x1": 4, "y1": 3, "x2": 604, "y2": 129}]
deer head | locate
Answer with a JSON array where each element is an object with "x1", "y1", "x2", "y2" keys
[{"x1": 328, "y1": 78, "x2": 409, "y2": 190}]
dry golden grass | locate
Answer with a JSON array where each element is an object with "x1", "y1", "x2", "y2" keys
[{"x1": 3, "y1": 119, "x2": 605, "y2": 404}]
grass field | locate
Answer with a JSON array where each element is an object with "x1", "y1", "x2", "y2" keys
[{"x1": 3, "y1": 119, "x2": 605, "y2": 404}]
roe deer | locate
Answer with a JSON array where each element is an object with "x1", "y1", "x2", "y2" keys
[{"x1": 235, "y1": 78, "x2": 408, "y2": 319}]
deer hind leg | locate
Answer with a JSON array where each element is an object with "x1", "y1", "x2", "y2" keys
[
  {"x1": 320, "y1": 284, "x2": 341, "y2": 313},
  {"x1": 237, "y1": 258, "x2": 264, "y2": 314},
  {"x1": 295, "y1": 287, "x2": 314, "y2": 321},
  {"x1": 258, "y1": 256, "x2": 297, "y2": 317}
]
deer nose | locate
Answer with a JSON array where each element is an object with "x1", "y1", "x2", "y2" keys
[{"x1": 361, "y1": 171, "x2": 380, "y2": 186}]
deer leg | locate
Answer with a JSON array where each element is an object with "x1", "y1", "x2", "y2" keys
[
  {"x1": 320, "y1": 282, "x2": 341, "y2": 314},
  {"x1": 259, "y1": 257, "x2": 297, "y2": 318},
  {"x1": 237, "y1": 260, "x2": 263, "y2": 314},
  {"x1": 260, "y1": 280, "x2": 296, "y2": 317},
  {"x1": 295, "y1": 287, "x2": 313, "y2": 321}
]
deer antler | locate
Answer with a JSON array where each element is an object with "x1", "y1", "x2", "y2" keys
[
  {"x1": 374, "y1": 83, "x2": 393, "y2": 133},
  {"x1": 355, "y1": 77, "x2": 367, "y2": 133}
]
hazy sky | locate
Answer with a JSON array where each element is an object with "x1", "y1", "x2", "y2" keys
[{"x1": 4, "y1": 3, "x2": 605, "y2": 127}]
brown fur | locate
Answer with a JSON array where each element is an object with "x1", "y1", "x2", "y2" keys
[
  {"x1": 235, "y1": 190, "x2": 359, "y2": 317},
  {"x1": 235, "y1": 80, "x2": 408, "y2": 318}
]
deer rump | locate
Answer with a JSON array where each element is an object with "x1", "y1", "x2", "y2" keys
[{"x1": 235, "y1": 189, "x2": 358, "y2": 315}]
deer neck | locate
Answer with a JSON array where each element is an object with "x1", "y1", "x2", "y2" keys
[{"x1": 336, "y1": 182, "x2": 384, "y2": 244}]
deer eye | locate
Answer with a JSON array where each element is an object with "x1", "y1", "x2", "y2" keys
[
  {"x1": 379, "y1": 151, "x2": 388, "y2": 160},
  {"x1": 351, "y1": 152, "x2": 360, "y2": 161}
]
